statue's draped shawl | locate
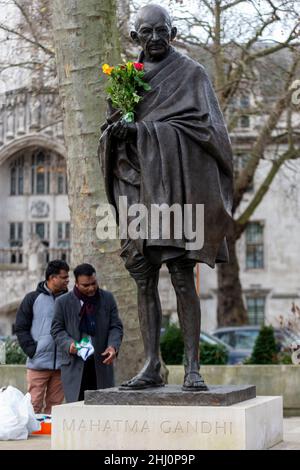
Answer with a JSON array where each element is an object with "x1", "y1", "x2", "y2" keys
[{"x1": 99, "y1": 48, "x2": 233, "y2": 268}]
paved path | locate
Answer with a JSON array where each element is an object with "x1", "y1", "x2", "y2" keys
[
  {"x1": 0, "y1": 434, "x2": 51, "y2": 450},
  {"x1": 271, "y1": 417, "x2": 300, "y2": 450},
  {"x1": 1, "y1": 417, "x2": 300, "y2": 450}
]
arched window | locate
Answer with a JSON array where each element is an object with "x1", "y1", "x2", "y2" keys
[
  {"x1": 9, "y1": 149, "x2": 67, "y2": 196},
  {"x1": 31, "y1": 151, "x2": 51, "y2": 195},
  {"x1": 10, "y1": 156, "x2": 24, "y2": 195},
  {"x1": 56, "y1": 155, "x2": 68, "y2": 194}
]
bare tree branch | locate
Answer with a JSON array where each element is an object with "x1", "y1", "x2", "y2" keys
[
  {"x1": 0, "y1": 22, "x2": 54, "y2": 56},
  {"x1": 236, "y1": 146, "x2": 300, "y2": 228},
  {"x1": 233, "y1": 54, "x2": 300, "y2": 211},
  {"x1": 221, "y1": 0, "x2": 248, "y2": 11}
]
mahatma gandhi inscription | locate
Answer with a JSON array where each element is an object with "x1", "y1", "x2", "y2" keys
[
  {"x1": 51, "y1": 397, "x2": 283, "y2": 450},
  {"x1": 62, "y1": 418, "x2": 233, "y2": 435}
]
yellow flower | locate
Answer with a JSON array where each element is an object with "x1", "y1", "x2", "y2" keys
[{"x1": 102, "y1": 64, "x2": 114, "y2": 75}]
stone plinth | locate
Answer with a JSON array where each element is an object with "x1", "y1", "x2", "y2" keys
[
  {"x1": 85, "y1": 384, "x2": 256, "y2": 406},
  {"x1": 51, "y1": 395, "x2": 283, "y2": 450}
]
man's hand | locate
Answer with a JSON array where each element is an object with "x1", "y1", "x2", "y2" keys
[
  {"x1": 110, "y1": 120, "x2": 137, "y2": 141},
  {"x1": 69, "y1": 342, "x2": 77, "y2": 355},
  {"x1": 101, "y1": 346, "x2": 116, "y2": 365}
]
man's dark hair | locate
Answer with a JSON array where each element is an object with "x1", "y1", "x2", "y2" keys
[
  {"x1": 45, "y1": 259, "x2": 70, "y2": 280},
  {"x1": 74, "y1": 263, "x2": 96, "y2": 280}
]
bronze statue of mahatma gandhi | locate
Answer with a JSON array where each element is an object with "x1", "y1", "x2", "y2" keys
[{"x1": 99, "y1": 4, "x2": 233, "y2": 391}]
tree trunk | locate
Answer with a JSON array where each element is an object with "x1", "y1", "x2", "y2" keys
[
  {"x1": 217, "y1": 220, "x2": 248, "y2": 326},
  {"x1": 51, "y1": 0, "x2": 144, "y2": 384}
]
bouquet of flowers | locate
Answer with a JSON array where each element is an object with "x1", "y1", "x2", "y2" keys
[{"x1": 102, "y1": 61, "x2": 151, "y2": 123}]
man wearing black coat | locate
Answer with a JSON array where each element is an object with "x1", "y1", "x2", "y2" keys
[{"x1": 51, "y1": 263, "x2": 123, "y2": 403}]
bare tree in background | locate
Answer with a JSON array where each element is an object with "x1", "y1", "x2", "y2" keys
[
  {"x1": 51, "y1": 0, "x2": 144, "y2": 383},
  {"x1": 0, "y1": 0, "x2": 144, "y2": 381},
  {"x1": 0, "y1": 0, "x2": 55, "y2": 82},
  {"x1": 165, "y1": 0, "x2": 300, "y2": 325}
]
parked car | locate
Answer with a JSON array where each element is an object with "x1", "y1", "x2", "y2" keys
[
  {"x1": 212, "y1": 326, "x2": 299, "y2": 359},
  {"x1": 200, "y1": 331, "x2": 248, "y2": 365},
  {"x1": 160, "y1": 327, "x2": 246, "y2": 364}
]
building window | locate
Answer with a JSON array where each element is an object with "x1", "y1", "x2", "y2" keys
[
  {"x1": 246, "y1": 222, "x2": 264, "y2": 269},
  {"x1": 57, "y1": 222, "x2": 70, "y2": 247},
  {"x1": 9, "y1": 222, "x2": 23, "y2": 263},
  {"x1": 233, "y1": 153, "x2": 253, "y2": 192},
  {"x1": 239, "y1": 95, "x2": 250, "y2": 128},
  {"x1": 57, "y1": 174, "x2": 66, "y2": 194},
  {"x1": 11, "y1": 167, "x2": 16, "y2": 195},
  {"x1": 246, "y1": 297, "x2": 265, "y2": 325},
  {"x1": 10, "y1": 156, "x2": 24, "y2": 195},
  {"x1": 240, "y1": 115, "x2": 250, "y2": 128},
  {"x1": 10, "y1": 150, "x2": 67, "y2": 196},
  {"x1": 229, "y1": 94, "x2": 251, "y2": 129},
  {"x1": 31, "y1": 151, "x2": 50, "y2": 195},
  {"x1": 30, "y1": 222, "x2": 50, "y2": 245},
  {"x1": 240, "y1": 95, "x2": 250, "y2": 109},
  {"x1": 57, "y1": 156, "x2": 68, "y2": 194},
  {"x1": 9, "y1": 222, "x2": 23, "y2": 247}
]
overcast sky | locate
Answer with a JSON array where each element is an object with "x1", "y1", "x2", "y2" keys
[{"x1": 132, "y1": 0, "x2": 299, "y2": 42}]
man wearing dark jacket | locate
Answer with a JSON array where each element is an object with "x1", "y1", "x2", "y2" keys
[
  {"x1": 15, "y1": 259, "x2": 70, "y2": 413},
  {"x1": 51, "y1": 263, "x2": 123, "y2": 403}
]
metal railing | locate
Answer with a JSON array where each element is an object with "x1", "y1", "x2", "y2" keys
[
  {"x1": 0, "y1": 248, "x2": 23, "y2": 265},
  {"x1": 44, "y1": 248, "x2": 71, "y2": 264},
  {"x1": 0, "y1": 247, "x2": 71, "y2": 267}
]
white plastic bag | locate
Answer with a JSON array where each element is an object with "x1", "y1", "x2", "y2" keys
[{"x1": 0, "y1": 386, "x2": 40, "y2": 440}]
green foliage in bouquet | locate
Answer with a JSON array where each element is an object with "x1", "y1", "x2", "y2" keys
[{"x1": 102, "y1": 61, "x2": 151, "y2": 122}]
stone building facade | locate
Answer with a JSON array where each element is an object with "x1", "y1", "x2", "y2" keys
[
  {"x1": 0, "y1": 87, "x2": 70, "y2": 335},
  {"x1": 0, "y1": 2, "x2": 299, "y2": 337}
]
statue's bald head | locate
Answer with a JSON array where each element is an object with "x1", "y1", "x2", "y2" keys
[
  {"x1": 134, "y1": 4, "x2": 172, "y2": 31},
  {"x1": 131, "y1": 3, "x2": 177, "y2": 62}
]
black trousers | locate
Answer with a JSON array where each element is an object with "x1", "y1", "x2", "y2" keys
[{"x1": 78, "y1": 354, "x2": 97, "y2": 401}]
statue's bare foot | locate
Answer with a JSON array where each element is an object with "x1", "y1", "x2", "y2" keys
[
  {"x1": 182, "y1": 371, "x2": 208, "y2": 391},
  {"x1": 119, "y1": 373, "x2": 164, "y2": 390}
]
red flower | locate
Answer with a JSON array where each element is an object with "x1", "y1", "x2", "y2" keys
[{"x1": 133, "y1": 62, "x2": 144, "y2": 71}]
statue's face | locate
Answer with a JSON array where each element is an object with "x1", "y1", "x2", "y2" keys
[{"x1": 131, "y1": 8, "x2": 177, "y2": 61}]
